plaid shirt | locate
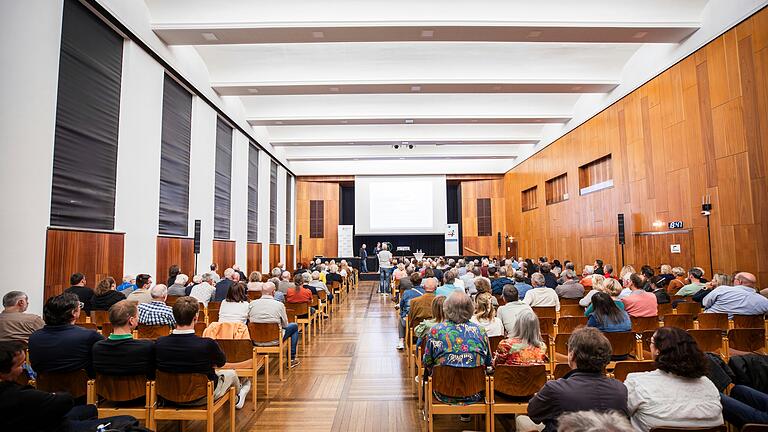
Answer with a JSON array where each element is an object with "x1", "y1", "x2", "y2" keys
[{"x1": 138, "y1": 301, "x2": 176, "y2": 326}]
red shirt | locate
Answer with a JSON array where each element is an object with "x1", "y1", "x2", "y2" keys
[
  {"x1": 621, "y1": 290, "x2": 658, "y2": 317},
  {"x1": 286, "y1": 286, "x2": 312, "y2": 303}
]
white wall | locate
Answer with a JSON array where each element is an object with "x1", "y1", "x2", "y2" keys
[
  {"x1": 0, "y1": 0, "x2": 64, "y2": 314},
  {"x1": 257, "y1": 150, "x2": 272, "y2": 273},
  {"x1": 277, "y1": 166, "x2": 287, "y2": 265},
  {"x1": 188, "y1": 98, "x2": 217, "y2": 273},
  {"x1": 231, "y1": 130, "x2": 249, "y2": 269},
  {"x1": 114, "y1": 41, "x2": 164, "y2": 278}
]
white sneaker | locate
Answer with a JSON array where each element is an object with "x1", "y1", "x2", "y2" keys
[
  {"x1": 396, "y1": 339, "x2": 405, "y2": 350},
  {"x1": 235, "y1": 379, "x2": 251, "y2": 409}
]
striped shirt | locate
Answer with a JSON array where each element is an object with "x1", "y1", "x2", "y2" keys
[{"x1": 138, "y1": 301, "x2": 176, "y2": 326}]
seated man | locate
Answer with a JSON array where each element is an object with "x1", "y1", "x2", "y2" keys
[
  {"x1": 497, "y1": 285, "x2": 534, "y2": 335},
  {"x1": 620, "y1": 274, "x2": 658, "y2": 318},
  {"x1": 0, "y1": 291, "x2": 44, "y2": 343},
  {"x1": 214, "y1": 268, "x2": 239, "y2": 302},
  {"x1": 513, "y1": 271, "x2": 534, "y2": 301},
  {"x1": 28, "y1": 293, "x2": 104, "y2": 376},
  {"x1": 408, "y1": 277, "x2": 438, "y2": 325},
  {"x1": 435, "y1": 270, "x2": 461, "y2": 297},
  {"x1": 138, "y1": 284, "x2": 176, "y2": 327},
  {"x1": 523, "y1": 273, "x2": 561, "y2": 311},
  {"x1": 308, "y1": 271, "x2": 333, "y2": 303},
  {"x1": 702, "y1": 272, "x2": 768, "y2": 318},
  {"x1": 676, "y1": 267, "x2": 706, "y2": 297},
  {"x1": 64, "y1": 272, "x2": 94, "y2": 314},
  {"x1": 92, "y1": 300, "x2": 154, "y2": 378},
  {"x1": 0, "y1": 341, "x2": 136, "y2": 432},
  {"x1": 520, "y1": 327, "x2": 628, "y2": 432},
  {"x1": 277, "y1": 271, "x2": 294, "y2": 295},
  {"x1": 189, "y1": 272, "x2": 216, "y2": 306},
  {"x1": 491, "y1": 266, "x2": 514, "y2": 295},
  {"x1": 248, "y1": 282, "x2": 301, "y2": 368},
  {"x1": 397, "y1": 273, "x2": 425, "y2": 351},
  {"x1": 125, "y1": 274, "x2": 153, "y2": 304},
  {"x1": 155, "y1": 297, "x2": 250, "y2": 409},
  {"x1": 555, "y1": 270, "x2": 584, "y2": 299}
]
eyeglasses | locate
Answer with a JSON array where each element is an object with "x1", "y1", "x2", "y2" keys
[{"x1": 78, "y1": 302, "x2": 84, "y2": 310}]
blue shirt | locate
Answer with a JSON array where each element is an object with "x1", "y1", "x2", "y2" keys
[
  {"x1": 587, "y1": 311, "x2": 632, "y2": 332},
  {"x1": 400, "y1": 286, "x2": 425, "y2": 318},
  {"x1": 702, "y1": 285, "x2": 768, "y2": 319},
  {"x1": 491, "y1": 277, "x2": 514, "y2": 295},
  {"x1": 515, "y1": 282, "x2": 533, "y2": 300},
  {"x1": 116, "y1": 282, "x2": 136, "y2": 292},
  {"x1": 435, "y1": 284, "x2": 462, "y2": 298}
]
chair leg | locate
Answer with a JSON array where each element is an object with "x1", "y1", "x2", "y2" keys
[
  {"x1": 253, "y1": 363, "x2": 258, "y2": 411},
  {"x1": 279, "y1": 347, "x2": 285, "y2": 382},
  {"x1": 229, "y1": 386, "x2": 236, "y2": 432}
]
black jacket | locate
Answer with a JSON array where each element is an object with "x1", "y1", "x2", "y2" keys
[
  {"x1": 0, "y1": 382, "x2": 74, "y2": 432},
  {"x1": 28, "y1": 324, "x2": 104, "y2": 376},
  {"x1": 93, "y1": 337, "x2": 155, "y2": 378},
  {"x1": 729, "y1": 354, "x2": 768, "y2": 394},
  {"x1": 214, "y1": 279, "x2": 234, "y2": 302},
  {"x1": 528, "y1": 370, "x2": 628, "y2": 432},
  {"x1": 64, "y1": 285, "x2": 94, "y2": 314},
  {"x1": 91, "y1": 290, "x2": 126, "y2": 311},
  {"x1": 155, "y1": 333, "x2": 226, "y2": 381}
]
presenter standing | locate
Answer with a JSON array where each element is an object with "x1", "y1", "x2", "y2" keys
[
  {"x1": 378, "y1": 244, "x2": 394, "y2": 295},
  {"x1": 359, "y1": 244, "x2": 368, "y2": 273}
]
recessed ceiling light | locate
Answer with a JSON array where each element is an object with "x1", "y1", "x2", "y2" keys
[
  {"x1": 527, "y1": 31, "x2": 542, "y2": 38},
  {"x1": 201, "y1": 32, "x2": 218, "y2": 41},
  {"x1": 312, "y1": 31, "x2": 325, "y2": 39},
  {"x1": 340, "y1": 120, "x2": 348, "y2": 124},
  {"x1": 405, "y1": 119, "x2": 414, "y2": 124},
  {"x1": 329, "y1": 87, "x2": 339, "y2": 92},
  {"x1": 275, "y1": 121, "x2": 283, "y2": 125},
  {"x1": 492, "y1": 85, "x2": 502, "y2": 91},
  {"x1": 247, "y1": 88, "x2": 259, "y2": 94},
  {"x1": 410, "y1": 86, "x2": 421, "y2": 92},
  {"x1": 402, "y1": 141, "x2": 409, "y2": 145},
  {"x1": 571, "y1": 86, "x2": 582, "y2": 91},
  {"x1": 421, "y1": 30, "x2": 434, "y2": 38},
  {"x1": 399, "y1": 157, "x2": 405, "y2": 160},
  {"x1": 633, "y1": 31, "x2": 648, "y2": 39}
]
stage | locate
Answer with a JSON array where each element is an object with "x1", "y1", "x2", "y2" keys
[{"x1": 306, "y1": 255, "x2": 489, "y2": 274}]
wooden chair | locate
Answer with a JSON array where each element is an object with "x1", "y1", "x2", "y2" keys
[
  {"x1": 208, "y1": 301, "x2": 222, "y2": 311},
  {"x1": 76, "y1": 322, "x2": 98, "y2": 331},
  {"x1": 75, "y1": 312, "x2": 89, "y2": 324},
  {"x1": 317, "y1": 290, "x2": 329, "y2": 322},
  {"x1": 330, "y1": 281, "x2": 343, "y2": 307},
  {"x1": 696, "y1": 313, "x2": 729, "y2": 330},
  {"x1": 638, "y1": 330, "x2": 656, "y2": 361},
  {"x1": 285, "y1": 306, "x2": 307, "y2": 354},
  {"x1": 100, "y1": 322, "x2": 114, "y2": 338},
  {"x1": 152, "y1": 371, "x2": 235, "y2": 432},
  {"x1": 538, "y1": 317, "x2": 555, "y2": 337},
  {"x1": 194, "y1": 322, "x2": 207, "y2": 337},
  {"x1": 733, "y1": 315, "x2": 765, "y2": 329},
  {"x1": 603, "y1": 332, "x2": 637, "y2": 360},
  {"x1": 532, "y1": 306, "x2": 557, "y2": 321},
  {"x1": 657, "y1": 303, "x2": 673, "y2": 317},
  {"x1": 137, "y1": 325, "x2": 171, "y2": 340},
  {"x1": 631, "y1": 316, "x2": 660, "y2": 333},
  {"x1": 287, "y1": 302, "x2": 312, "y2": 348},
  {"x1": 559, "y1": 304, "x2": 585, "y2": 317},
  {"x1": 426, "y1": 366, "x2": 490, "y2": 432},
  {"x1": 207, "y1": 308, "x2": 219, "y2": 324},
  {"x1": 560, "y1": 298, "x2": 581, "y2": 305},
  {"x1": 727, "y1": 328, "x2": 766, "y2": 354},
  {"x1": 490, "y1": 364, "x2": 548, "y2": 432},
  {"x1": 688, "y1": 329, "x2": 727, "y2": 359},
  {"x1": 649, "y1": 427, "x2": 725, "y2": 432},
  {"x1": 552, "y1": 363, "x2": 572, "y2": 379},
  {"x1": 553, "y1": 333, "x2": 570, "y2": 364},
  {"x1": 247, "y1": 291, "x2": 262, "y2": 300},
  {"x1": 663, "y1": 314, "x2": 694, "y2": 330},
  {"x1": 36, "y1": 369, "x2": 89, "y2": 399},
  {"x1": 611, "y1": 361, "x2": 656, "y2": 382},
  {"x1": 216, "y1": 339, "x2": 268, "y2": 411},
  {"x1": 90, "y1": 310, "x2": 110, "y2": 327},
  {"x1": 675, "y1": 302, "x2": 702, "y2": 317},
  {"x1": 489, "y1": 336, "x2": 504, "y2": 355},
  {"x1": 248, "y1": 322, "x2": 291, "y2": 390},
  {"x1": 87, "y1": 374, "x2": 154, "y2": 427},
  {"x1": 557, "y1": 316, "x2": 587, "y2": 334},
  {"x1": 165, "y1": 295, "x2": 180, "y2": 306},
  {"x1": 670, "y1": 295, "x2": 687, "y2": 303}
]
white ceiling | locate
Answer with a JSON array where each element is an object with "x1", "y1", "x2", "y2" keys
[{"x1": 142, "y1": 0, "x2": 719, "y2": 175}]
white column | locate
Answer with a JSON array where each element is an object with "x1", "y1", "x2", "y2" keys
[
  {"x1": 258, "y1": 150, "x2": 271, "y2": 273},
  {"x1": 114, "y1": 41, "x2": 164, "y2": 278},
  {"x1": 231, "y1": 131, "x2": 249, "y2": 269},
  {"x1": 188, "y1": 98, "x2": 217, "y2": 273},
  {"x1": 0, "y1": 0, "x2": 64, "y2": 314},
  {"x1": 277, "y1": 166, "x2": 287, "y2": 264}
]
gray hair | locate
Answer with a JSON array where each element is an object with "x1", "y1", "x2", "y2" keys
[
  {"x1": 302, "y1": 272, "x2": 312, "y2": 283},
  {"x1": 583, "y1": 265, "x2": 594, "y2": 275},
  {"x1": 192, "y1": 274, "x2": 202, "y2": 284},
  {"x1": 423, "y1": 277, "x2": 438, "y2": 292},
  {"x1": 174, "y1": 274, "x2": 189, "y2": 285},
  {"x1": 122, "y1": 274, "x2": 134, "y2": 283},
  {"x1": 498, "y1": 266, "x2": 507, "y2": 277},
  {"x1": 557, "y1": 410, "x2": 634, "y2": 432},
  {"x1": 2, "y1": 291, "x2": 27, "y2": 307},
  {"x1": 311, "y1": 271, "x2": 320, "y2": 280},
  {"x1": 443, "y1": 291, "x2": 474, "y2": 323},
  {"x1": 224, "y1": 268, "x2": 235, "y2": 279},
  {"x1": 150, "y1": 284, "x2": 168, "y2": 299},
  {"x1": 563, "y1": 269, "x2": 576, "y2": 280},
  {"x1": 262, "y1": 281, "x2": 276, "y2": 294},
  {"x1": 271, "y1": 267, "x2": 282, "y2": 277},
  {"x1": 531, "y1": 272, "x2": 545, "y2": 287},
  {"x1": 509, "y1": 310, "x2": 543, "y2": 347},
  {"x1": 201, "y1": 273, "x2": 214, "y2": 283}
]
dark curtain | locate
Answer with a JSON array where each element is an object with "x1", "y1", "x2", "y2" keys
[
  {"x1": 50, "y1": 0, "x2": 123, "y2": 230},
  {"x1": 214, "y1": 118, "x2": 232, "y2": 239},
  {"x1": 247, "y1": 145, "x2": 259, "y2": 242},
  {"x1": 339, "y1": 185, "x2": 355, "y2": 226},
  {"x1": 269, "y1": 161, "x2": 278, "y2": 243},
  {"x1": 285, "y1": 174, "x2": 293, "y2": 244},
  {"x1": 158, "y1": 74, "x2": 192, "y2": 236},
  {"x1": 354, "y1": 235, "x2": 446, "y2": 256}
]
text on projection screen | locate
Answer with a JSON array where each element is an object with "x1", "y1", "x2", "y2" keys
[{"x1": 369, "y1": 180, "x2": 433, "y2": 230}]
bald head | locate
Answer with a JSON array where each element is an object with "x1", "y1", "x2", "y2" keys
[
  {"x1": 734, "y1": 272, "x2": 757, "y2": 289},
  {"x1": 262, "y1": 281, "x2": 276, "y2": 295},
  {"x1": 281, "y1": 271, "x2": 291, "y2": 281}
]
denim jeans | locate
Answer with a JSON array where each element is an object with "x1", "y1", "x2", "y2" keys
[
  {"x1": 398, "y1": 317, "x2": 407, "y2": 338},
  {"x1": 361, "y1": 257, "x2": 368, "y2": 273},
  {"x1": 66, "y1": 405, "x2": 136, "y2": 432},
  {"x1": 380, "y1": 267, "x2": 394, "y2": 293},
  {"x1": 721, "y1": 385, "x2": 768, "y2": 427},
  {"x1": 283, "y1": 322, "x2": 299, "y2": 358}
]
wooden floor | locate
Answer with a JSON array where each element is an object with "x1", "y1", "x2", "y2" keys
[{"x1": 157, "y1": 280, "x2": 488, "y2": 432}]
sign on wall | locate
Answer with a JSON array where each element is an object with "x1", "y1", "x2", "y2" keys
[
  {"x1": 338, "y1": 225, "x2": 354, "y2": 257},
  {"x1": 445, "y1": 223, "x2": 459, "y2": 256},
  {"x1": 670, "y1": 244, "x2": 681, "y2": 254}
]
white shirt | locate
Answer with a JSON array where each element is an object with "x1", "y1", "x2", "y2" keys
[
  {"x1": 470, "y1": 316, "x2": 504, "y2": 337},
  {"x1": 189, "y1": 282, "x2": 216, "y2": 306},
  {"x1": 523, "y1": 287, "x2": 561, "y2": 311},
  {"x1": 378, "y1": 250, "x2": 393, "y2": 268},
  {"x1": 496, "y1": 301, "x2": 534, "y2": 335},
  {"x1": 625, "y1": 370, "x2": 723, "y2": 432},
  {"x1": 218, "y1": 300, "x2": 250, "y2": 323}
]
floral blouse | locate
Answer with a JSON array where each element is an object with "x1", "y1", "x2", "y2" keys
[{"x1": 493, "y1": 337, "x2": 548, "y2": 367}]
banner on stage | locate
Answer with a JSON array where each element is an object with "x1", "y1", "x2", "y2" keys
[
  {"x1": 338, "y1": 225, "x2": 354, "y2": 257},
  {"x1": 445, "y1": 223, "x2": 459, "y2": 255}
]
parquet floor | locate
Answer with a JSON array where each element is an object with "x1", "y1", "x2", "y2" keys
[{"x1": 159, "y1": 281, "x2": 484, "y2": 432}]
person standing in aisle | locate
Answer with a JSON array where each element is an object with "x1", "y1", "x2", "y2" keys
[
  {"x1": 359, "y1": 243, "x2": 368, "y2": 273},
  {"x1": 378, "y1": 244, "x2": 394, "y2": 295}
]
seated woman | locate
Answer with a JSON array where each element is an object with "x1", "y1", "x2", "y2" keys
[
  {"x1": 587, "y1": 292, "x2": 631, "y2": 332},
  {"x1": 423, "y1": 291, "x2": 492, "y2": 405},
  {"x1": 246, "y1": 271, "x2": 264, "y2": 291},
  {"x1": 393, "y1": 263, "x2": 408, "y2": 280},
  {"x1": 493, "y1": 309, "x2": 547, "y2": 366},
  {"x1": 578, "y1": 274, "x2": 606, "y2": 308},
  {"x1": 91, "y1": 277, "x2": 125, "y2": 311},
  {"x1": 470, "y1": 293, "x2": 504, "y2": 337},
  {"x1": 473, "y1": 277, "x2": 498, "y2": 307},
  {"x1": 414, "y1": 296, "x2": 446, "y2": 348},
  {"x1": 624, "y1": 327, "x2": 723, "y2": 431},
  {"x1": 218, "y1": 282, "x2": 250, "y2": 323},
  {"x1": 584, "y1": 278, "x2": 625, "y2": 316}
]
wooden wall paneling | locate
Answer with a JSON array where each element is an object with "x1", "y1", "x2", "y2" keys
[
  {"x1": 156, "y1": 236, "x2": 195, "y2": 282},
  {"x1": 460, "y1": 179, "x2": 506, "y2": 257},
  {"x1": 268, "y1": 244, "x2": 281, "y2": 271},
  {"x1": 632, "y1": 232, "x2": 694, "y2": 271},
  {"x1": 212, "y1": 240, "x2": 236, "y2": 270},
  {"x1": 44, "y1": 229, "x2": 124, "y2": 301},
  {"x1": 503, "y1": 7, "x2": 768, "y2": 285},
  {"x1": 295, "y1": 180, "x2": 339, "y2": 263},
  {"x1": 285, "y1": 245, "x2": 295, "y2": 273},
  {"x1": 246, "y1": 242, "x2": 262, "y2": 275}
]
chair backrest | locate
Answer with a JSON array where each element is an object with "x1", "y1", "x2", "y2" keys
[
  {"x1": 553, "y1": 363, "x2": 572, "y2": 379},
  {"x1": 91, "y1": 310, "x2": 110, "y2": 327},
  {"x1": 248, "y1": 291, "x2": 262, "y2": 300},
  {"x1": 696, "y1": 313, "x2": 729, "y2": 330},
  {"x1": 216, "y1": 339, "x2": 254, "y2": 363},
  {"x1": 538, "y1": 317, "x2": 554, "y2": 336},
  {"x1": 194, "y1": 322, "x2": 207, "y2": 336},
  {"x1": 310, "y1": 295, "x2": 319, "y2": 308},
  {"x1": 670, "y1": 295, "x2": 687, "y2": 303},
  {"x1": 560, "y1": 298, "x2": 581, "y2": 305},
  {"x1": 554, "y1": 333, "x2": 570, "y2": 355},
  {"x1": 742, "y1": 424, "x2": 768, "y2": 432},
  {"x1": 100, "y1": 322, "x2": 114, "y2": 338},
  {"x1": 728, "y1": 328, "x2": 766, "y2": 352},
  {"x1": 532, "y1": 306, "x2": 557, "y2": 320},
  {"x1": 489, "y1": 336, "x2": 504, "y2": 354},
  {"x1": 676, "y1": 302, "x2": 702, "y2": 317},
  {"x1": 612, "y1": 361, "x2": 656, "y2": 382},
  {"x1": 197, "y1": 307, "x2": 206, "y2": 322},
  {"x1": 75, "y1": 312, "x2": 89, "y2": 323},
  {"x1": 559, "y1": 304, "x2": 585, "y2": 317},
  {"x1": 431, "y1": 366, "x2": 486, "y2": 398},
  {"x1": 687, "y1": 329, "x2": 724, "y2": 354},
  {"x1": 733, "y1": 315, "x2": 765, "y2": 329},
  {"x1": 95, "y1": 374, "x2": 148, "y2": 402},
  {"x1": 155, "y1": 370, "x2": 209, "y2": 403},
  {"x1": 76, "y1": 322, "x2": 98, "y2": 331},
  {"x1": 207, "y1": 308, "x2": 219, "y2": 323},
  {"x1": 248, "y1": 322, "x2": 281, "y2": 344},
  {"x1": 165, "y1": 295, "x2": 180, "y2": 305},
  {"x1": 631, "y1": 316, "x2": 660, "y2": 333},
  {"x1": 557, "y1": 316, "x2": 588, "y2": 334},
  {"x1": 657, "y1": 303, "x2": 673, "y2": 317},
  {"x1": 493, "y1": 364, "x2": 547, "y2": 397},
  {"x1": 330, "y1": 281, "x2": 341, "y2": 291},
  {"x1": 317, "y1": 290, "x2": 327, "y2": 301},
  {"x1": 207, "y1": 301, "x2": 221, "y2": 311},
  {"x1": 493, "y1": 294, "x2": 507, "y2": 306},
  {"x1": 137, "y1": 324, "x2": 171, "y2": 340},
  {"x1": 603, "y1": 332, "x2": 636, "y2": 357},
  {"x1": 36, "y1": 369, "x2": 89, "y2": 399},
  {"x1": 649, "y1": 426, "x2": 726, "y2": 432},
  {"x1": 287, "y1": 301, "x2": 309, "y2": 317},
  {"x1": 664, "y1": 314, "x2": 694, "y2": 330}
]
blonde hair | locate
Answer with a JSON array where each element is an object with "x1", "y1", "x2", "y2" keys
[
  {"x1": 602, "y1": 278, "x2": 624, "y2": 297},
  {"x1": 591, "y1": 274, "x2": 606, "y2": 291},
  {"x1": 619, "y1": 265, "x2": 636, "y2": 280},
  {"x1": 672, "y1": 267, "x2": 686, "y2": 277},
  {"x1": 660, "y1": 264, "x2": 672, "y2": 274},
  {"x1": 474, "y1": 292, "x2": 496, "y2": 321}
]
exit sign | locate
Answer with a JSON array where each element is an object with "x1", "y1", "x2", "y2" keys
[{"x1": 668, "y1": 221, "x2": 684, "y2": 229}]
